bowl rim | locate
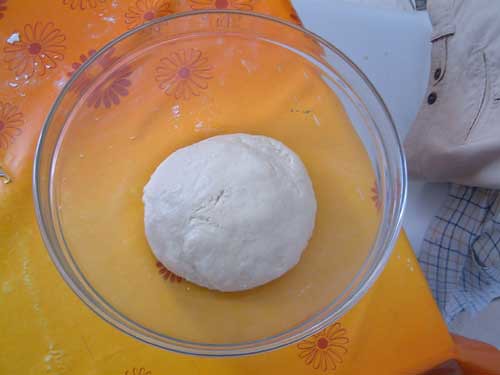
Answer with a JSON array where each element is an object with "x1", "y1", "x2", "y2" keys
[{"x1": 33, "y1": 9, "x2": 407, "y2": 357}]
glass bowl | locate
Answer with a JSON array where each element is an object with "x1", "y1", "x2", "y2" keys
[{"x1": 33, "y1": 10, "x2": 406, "y2": 356}]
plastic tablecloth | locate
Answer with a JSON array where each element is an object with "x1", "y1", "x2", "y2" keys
[{"x1": 0, "y1": 0, "x2": 464, "y2": 373}]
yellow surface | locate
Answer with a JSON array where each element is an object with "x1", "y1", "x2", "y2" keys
[
  {"x1": 0, "y1": 0, "x2": 456, "y2": 374},
  {"x1": 1, "y1": 214, "x2": 456, "y2": 374}
]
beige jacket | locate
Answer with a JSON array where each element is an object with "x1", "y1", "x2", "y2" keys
[{"x1": 405, "y1": 0, "x2": 500, "y2": 188}]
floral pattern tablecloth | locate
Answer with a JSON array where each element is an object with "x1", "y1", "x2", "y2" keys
[{"x1": 0, "y1": 1, "x2": 456, "y2": 374}]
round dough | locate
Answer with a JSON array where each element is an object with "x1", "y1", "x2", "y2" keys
[{"x1": 143, "y1": 134, "x2": 317, "y2": 292}]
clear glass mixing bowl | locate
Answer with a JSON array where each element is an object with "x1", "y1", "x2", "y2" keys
[{"x1": 34, "y1": 10, "x2": 406, "y2": 356}]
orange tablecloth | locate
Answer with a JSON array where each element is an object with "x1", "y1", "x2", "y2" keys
[{"x1": 0, "y1": 0, "x2": 467, "y2": 373}]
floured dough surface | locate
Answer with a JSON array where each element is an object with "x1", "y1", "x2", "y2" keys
[{"x1": 143, "y1": 133, "x2": 317, "y2": 292}]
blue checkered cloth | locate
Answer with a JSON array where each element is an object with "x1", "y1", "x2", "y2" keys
[{"x1": 419, "y1": 184, "x2": 500, "y2": 323}]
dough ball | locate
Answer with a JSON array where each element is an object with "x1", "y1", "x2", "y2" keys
[{"x1": 143, "y1": 134, "x2": 317, "y2": 292}]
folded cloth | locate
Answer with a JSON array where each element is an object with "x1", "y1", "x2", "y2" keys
[
  {"x1": 419, "y1": 184, "x2": 500, "y2": 322},
  {"x1": 407, "y1": 0, "x2": 500, "y2": 323},
  {"x1": 405, "y1": 0, "x2": 500, "y2": 189}
]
